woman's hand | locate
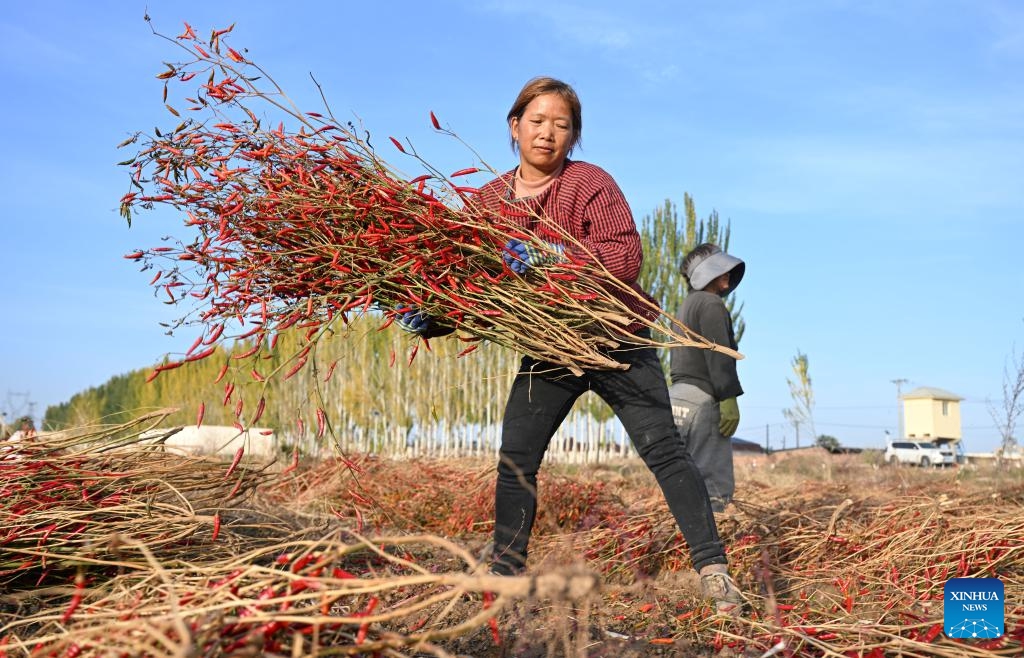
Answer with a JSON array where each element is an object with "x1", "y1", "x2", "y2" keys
[{"x1": 502, "y1": 239, "x2": 565, "y2": 274}]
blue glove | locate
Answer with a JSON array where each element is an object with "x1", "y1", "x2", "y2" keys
[
  {"x1": 502, "y1": 239, "x2": 565, "y2": 274},
  {"x1": 395, "y1": 306, "x2": 433, "y2": 336},
  {"x1": 393, "y1": 306, "x2": 455, "y2": 338}
]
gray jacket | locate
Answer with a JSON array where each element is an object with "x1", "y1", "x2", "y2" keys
[{"x1": 669, "y1": 290, "x2": 743, "y2": 401}]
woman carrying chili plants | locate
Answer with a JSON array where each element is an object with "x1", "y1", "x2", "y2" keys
[{"x1": 400, "y1": 77, "x2": 746, "y2": 615}]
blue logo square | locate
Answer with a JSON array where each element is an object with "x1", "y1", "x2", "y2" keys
[{"x1": 944, "y1": 577, "x2": 1004, "y2": 638}]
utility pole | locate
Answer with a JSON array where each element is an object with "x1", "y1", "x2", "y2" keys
[{"x1": 891, "y1": 379, "x2": 909, "y2": 439}]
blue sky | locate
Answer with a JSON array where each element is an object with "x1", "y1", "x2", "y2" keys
[{"x1": 1, "y1": 1, "x2": 1022, "y2": 452}]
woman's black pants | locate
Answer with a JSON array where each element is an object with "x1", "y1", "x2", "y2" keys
[{"x1": 491, "y1": 338, "x2": 727, "y2": 575}]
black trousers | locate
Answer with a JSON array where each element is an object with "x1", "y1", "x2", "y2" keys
[{"x1": 492, "y1": 336, "x2": 727, "y2": 574}]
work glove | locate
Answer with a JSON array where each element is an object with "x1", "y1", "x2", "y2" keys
[
  {"x1": 502, "y1": 239, "x2": 565, "y2": 274},
  {"x1": 719, "y1": 397, "x2": 740, "y2": 438},
  {"x1": 393, "y1": 306, "x2": 455, "y2": 339},
  {"x1": 394, "y1": 306, "x2": 434, "y2": 336}
]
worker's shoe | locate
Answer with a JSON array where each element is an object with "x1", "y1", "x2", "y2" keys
[{"x1": 699, "y1": 565, "x2": 745, "y2": 617}]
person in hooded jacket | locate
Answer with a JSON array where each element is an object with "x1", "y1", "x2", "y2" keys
[{"x1": 670, "y1": 243, "x2": 745, "y2": 513}]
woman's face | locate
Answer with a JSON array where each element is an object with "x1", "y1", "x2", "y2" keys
[
  {"x1": 510, "y1": 92, "x2": 573, "y2": 177},
  {"x1": 705, "y1": 272, "x2": 732, "y2": 296}
]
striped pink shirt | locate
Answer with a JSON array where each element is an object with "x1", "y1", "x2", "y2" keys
[{"x1": 473, "y1": 159, "x2": 659, "y2": 329}]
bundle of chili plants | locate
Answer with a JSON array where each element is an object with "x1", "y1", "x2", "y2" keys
[
  {"x1": 0, "y1": 410, "x2": 268, "y2": 583},
  {"x1": 119, "y1": 21, "x2": 738, "y2": 388},
  {"x1": 5, "y1": 532, "x2": 597, "y2": 658}
]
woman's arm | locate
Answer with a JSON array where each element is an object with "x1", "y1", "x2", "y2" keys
[{"x1": 570, "y1": 167, "x2": 643, "y2": 283}]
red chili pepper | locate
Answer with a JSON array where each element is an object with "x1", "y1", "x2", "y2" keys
[
  {"x1": 196, "y1": 402, "x2": 205, "y2": 428},
  {"x1": 450, "y1": 167, "x2": 479, "y2": 177},
  {"x1": 252, "y1": 397, "x2": 266, "y2": 423},
  {"x1": 185, "y1": 345, "x2": 217, "y2": 362},
  {"x1": 463, "y1": 280, "x2": 486, "y2": 294},
  {"x1": 227, "y1": 472, "x2": 245, "y2": 498},
  {"x1": 222, "y1": 382, "x2": 235, "y2": 405},
  {"x1": 429, "y1": 111, "x2": 441, "y2": 130},
  {"x1": 356, "y1": 597, "x2": 380, "y2": 642},
  {"x1": 214, "y1": 362, "x2": 229, "y2": 384},
  {"x1": 483, "y1": 591, "x2": 501, "y2": 645},
  {"x1": 232, "y1": 343, "x2": 261, "y2": 359},
  {"x1": 283, "y1": 356, "x2": 307, "y2": 380},
  {"x1": 225, "y1": 446, "x2": 244, "y2": 480},
  {"x1": 204, "y1": 323, "x2": 225, "y2": 344},
  {"x1": 281, "y1": 446, "x2": 299, "y2": 476},
  {"x1": 315, "y1": 408, "x2": 326, "y2": 438},
  {"x1": 389, "y1": 137, "x2": 405, "y2": 153},
  {"x1": 211, "y1": 512, "x2": 221, "y2": 541},
  {"x1": 457, "y1": 344, "x2": 479, "y2": 358},
  {"x1": 61, "y1": 572, "x2": 86, "y2": 624}
]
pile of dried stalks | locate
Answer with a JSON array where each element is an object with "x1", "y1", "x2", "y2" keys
[
  {"x1": 262, "y1": 453, "x2": 1024, "y2": 657},
  {"x1": 0, "y1": 415, "x2": 595, "y2": 658},
  {"x1": 4, "y1": 417, "x2": 1022, "y2": 656}
]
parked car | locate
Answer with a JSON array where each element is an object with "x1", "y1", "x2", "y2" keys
[
  {"x1": 936, "y1": 443, "x2": 957, "y2": 466},
  {"x1": 884, "y1": 441, "x2": 945, "y2": 467}
]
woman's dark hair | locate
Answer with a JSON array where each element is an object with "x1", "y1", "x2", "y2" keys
[{"x1": 506, "y1": 77, "x2": 583, "y2": 154}]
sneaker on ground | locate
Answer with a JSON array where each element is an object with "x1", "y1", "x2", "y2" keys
[{"x1": 700, "y1": 571, "x2": 745, "y2": 616}]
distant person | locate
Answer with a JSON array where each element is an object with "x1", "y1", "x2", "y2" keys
[
  {"x1": 2, "y1": 416, "x2": 36, "y2": 460},
  {"x1": 8, "y1": 416, "x2": 36, "y2": 442},
  {"x1": 670, "y1": 244, "x2": 745, "y2": 513}
]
